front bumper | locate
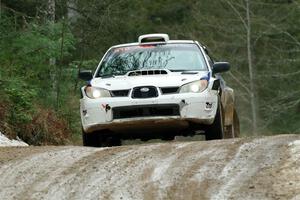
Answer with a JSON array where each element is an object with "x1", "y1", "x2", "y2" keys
[{"x1": 80, "y1": 90, "x2": 218, "y2": 133}]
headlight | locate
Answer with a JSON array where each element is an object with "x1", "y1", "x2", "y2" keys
[
  {"x1": 85, "y1": 86, "x2": 111, "y2": 98},
  {"x1": 179, "y1": 80, "x2": 208, "y2": 93}
]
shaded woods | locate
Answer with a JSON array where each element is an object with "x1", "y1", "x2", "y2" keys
[{"x1": 0, "y1": 0, "x2": 299, "y2": 144}]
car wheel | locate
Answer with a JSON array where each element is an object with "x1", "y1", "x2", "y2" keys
[
  {"x1": 82, "y1": 129, "x2": 99, "y2": 147},
  {"x1": 82, "y1": 129, "x2": 122, "y2": 147},
  {"x1": 205, "y1": 98, "x2": 224, "y2": 140},
  {"x1": 102, "y1": 136, "x2": 122, "y2": 147},
  {"x1": 233, "y1": 109, "x2": 240, "y2": 137},
  {"x1": 224, "y1": 108, "x2": 240, "y2": 138},
  {"x1": 161, "y1": 134, "x2": 175, "y2": 141}
]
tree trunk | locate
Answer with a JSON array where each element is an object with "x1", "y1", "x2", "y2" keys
[
  {"x1": 246, "y1": 0, "x2": 257, "y2": 135},
  {"x1": 0, "y1": 0, "x2": 2, "y2": 19},
  {"x1": 47, "y1": 0, "x2": 57, "y2": 108},
  {"x1": 67, "y1": 0, "x2": 78, "y2": 23},
  {"x1": 47, "y1": 0, "x2": 55, "y2": 22},
  {"x1": 56, "y1": 18, "x2": 66, "y2": 110}
]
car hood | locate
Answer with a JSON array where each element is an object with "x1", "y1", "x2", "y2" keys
[{"x1": 90, "y1": 71, "x2": 210, "y2": 90}]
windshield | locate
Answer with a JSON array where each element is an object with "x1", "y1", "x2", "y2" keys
[{"x1": 97, "y1": 43, "x2": 208, "y2": 77}]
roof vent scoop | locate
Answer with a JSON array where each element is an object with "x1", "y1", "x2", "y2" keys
[{"x1": 138, "y1": 33, "x2": 169, "y2": 44}]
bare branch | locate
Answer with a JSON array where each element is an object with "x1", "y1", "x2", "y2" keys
[
  {"x1": 228, "y1": 72, "x2": 251, "y2": 95},
  {"x1": 0, "y1": 4, "x2": 33, "y2": 18},
  {"x1": 221, "y1": 0, "x2": 248, "y2": 30}
]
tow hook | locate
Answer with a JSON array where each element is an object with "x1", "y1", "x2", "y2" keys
[
  {"x1": 180, "y1": 99, "x2": 188, "y2": 109},
  {"x1": 206, "y1": 102, "x2": 213, "y2": 109},
  {"x1": 105, "y1": 104, "x2": 111, "y2": 112},
  {"x1": 102, "y1": 104, "x2": 111, "y2": 112}
]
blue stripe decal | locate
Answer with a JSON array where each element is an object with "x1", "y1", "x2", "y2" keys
[
  {"x1": 200, "y1": 72, "x2": 210, "y2": 81},
  {"x1": 87, "y1": 80, "x2": 91, "y2": 86}
]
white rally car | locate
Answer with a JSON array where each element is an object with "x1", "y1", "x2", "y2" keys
[{"x1": 79, "y1": 34, "x2": 239, "y2": 146}]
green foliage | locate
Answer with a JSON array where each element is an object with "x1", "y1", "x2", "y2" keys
[
  {"x1": 0, "y1": 8, "x2": 76, "y2": 144},
  {"x1": 1, "y1": 21, "x2": 75, "y2": 81},
  {"x1": 69, "y1": 59, "x2": 99, "y2": 71},
  {"x1": 4, "y1": 78, "x2": 37, "y2": 124}
]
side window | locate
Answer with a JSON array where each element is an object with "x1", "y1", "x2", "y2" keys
[
  {"x1": 203, "y1": 46, "x2": 214, "y2": 68},
  {"x1": 205, "y1": 53, "x2": 214, "y2": 68}
]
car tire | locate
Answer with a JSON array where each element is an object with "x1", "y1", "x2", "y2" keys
[
  {"x1": 205, "y1": 98, "x2": 224, "y2": 140},
  {"x1": 82, "y1": 129, "x2": 122, "y2": 147},
  {"x1": 161, "y1": 134, "x2": 175, "y2": 141},
  {"x1": 233, "y1": 109, "x2": 240, "y2": 137},
  {"x1": 103, "y1": 136, "x2": 122, "y2": 147},
  {"x1": 224, "y1": 109, "x2": 240, "y2": 138},
  {"x1": 82, "y1": 129, "x2": 99, "y2": 147},
  {"x1": 140, "y1": 137, "x2": 150, "y2": 142}
]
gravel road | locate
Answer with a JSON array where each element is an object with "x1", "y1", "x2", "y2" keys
[{"x1": 0, "y1": 134, "x2": 299, "y2": 200}]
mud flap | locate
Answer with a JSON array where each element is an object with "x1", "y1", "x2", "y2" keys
[{"x1": 221, "y1": 87, "x2": 234, "y2": 127}]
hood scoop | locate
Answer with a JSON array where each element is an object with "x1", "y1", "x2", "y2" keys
[{"x1": 128, "y1": 69, "x2": 168, "y2": 76}]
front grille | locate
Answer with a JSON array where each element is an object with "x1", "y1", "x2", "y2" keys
[
  {"x1": 160, "y1": 87, "x2": 179, "y2": 94},
  {"x1": 111, "y1": 90, "x2": 130, "y2": 97},
  {"x1": 112, "y1": 104, "x2": 180, "y2": 119},
  {"x1": 132, "y1": 86, "x2": 158, "y2": 99}
]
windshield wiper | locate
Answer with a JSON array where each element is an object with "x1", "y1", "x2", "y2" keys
[
  {"x1": 169, "y1": 69, "x2": 189, "y2": 72},
  {"x1": 169, "y1": 69, "x2": 200, "y2": 74}
]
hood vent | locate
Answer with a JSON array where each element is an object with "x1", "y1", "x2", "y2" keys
[{"x1": 128, "y1": 70, "x2": 168, "y2": 76}]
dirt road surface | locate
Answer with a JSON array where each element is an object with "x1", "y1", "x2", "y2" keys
[{"x1": 0, "y1": 134, "x2": 299, "y2": 200}]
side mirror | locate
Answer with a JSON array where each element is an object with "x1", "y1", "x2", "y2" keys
[
  {"x1": 212, "y1": 62, "x2": 230, "y2": 74},
  {"x1": 78, "y1": 70, "x2": 93, "y2": 81}
]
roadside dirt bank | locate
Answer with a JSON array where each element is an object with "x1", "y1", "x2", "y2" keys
[{"x1": 0, "y1": 134, "x2": 299, "y2": 200}]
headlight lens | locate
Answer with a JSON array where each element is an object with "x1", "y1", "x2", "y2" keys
[
  {"x1": 85, "y1": 86, "x2": 111, "y2": 98},
  {"x1": 179, "y1": 80, "x2": 208, "y2": 93}
]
